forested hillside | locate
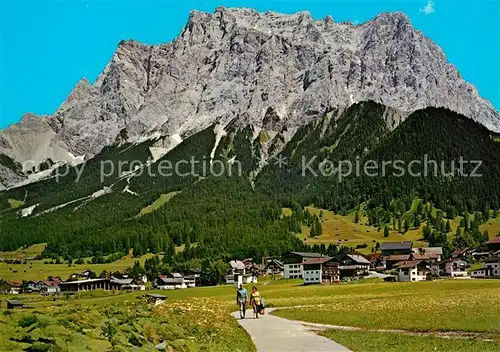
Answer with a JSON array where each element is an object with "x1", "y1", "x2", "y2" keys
[{"x1": 0, "y1": 102, "x2": 499, "y2": 265}]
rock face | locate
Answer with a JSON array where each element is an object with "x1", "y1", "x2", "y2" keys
[
  {"x1": 0, "y1": 154, "x2": 26, "y2": 188},
  {"x1": 0, "y1": 7, "x2": 498, "y2": 187}
]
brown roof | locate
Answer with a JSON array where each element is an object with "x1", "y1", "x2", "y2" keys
[
  {"x1": 411, "y1": 253, "x2": 429, "y2": 260},
  {"x1": 303, "y1": 257, "x2": 334, "y2": 265},
  {"x1": 452, "y1": 248, "x2": 471, "y2": 257},
  {"x1": 42, "y1": 278, "x2": 62, "y2": 286},
  {"x1": 395, "y1": 260, "x2": 420, "y2": 269},
  {"x1": 487, "y1": 237, "x2": 500, "y2": 244},
  {"x1": 396, "y1": 260, "x2": 431, "y2": 269},
  {"x1": 367, "y1": 253, "x2": 382, "y2": 261},
  {"x1": 384, "y1": 255, "x2": 411, "y2": 262}
]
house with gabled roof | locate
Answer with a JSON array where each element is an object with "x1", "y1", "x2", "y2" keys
[
  {"x1": 302, "y1": 257, "x2": 340, "y2": 284},
  {"x1": 470, "y1": 267, "x2": 493, "y2": 278},
  {"x1": 40, "y1": 277, "x2": 63, "y2": 295},
  {"x1": 380, "y1": 242, "x2": 413, "y2": 269},
  {"x1": 264, "y1": 259, "x2": 284, "y2": 276},
  {"x1": 110, "y1": 277, "x2": 146, "y2": 291},
  {"x1": 380, "y1": 242, "x2": 413, "y2": 256},
  {"x1": 333, "y1": 253, "x2": 370, "y2": 278},
  {"x1": 383, "y1": 254, "x2": 411, "y2": 269},
  {"x1": 451, "y1": 247, "x2": 474, "y2": 258},
  {"x1": 155, "y1": 274, "x2": 190, "y2": 290},
  {"x1": 441, "y1": 258, "x2": 468, "y2": 277},
  {"x1": 226, "y1": 260, "x2": 257, "y2": 286},
  {"x1": 486, "y1": 236, "x2": 500, "y2": 251},
  {"x1": 8, "y1": 280, "x2": 22, "y2": 295},
  {"x1": 396, "y1": 260, "x2": 432, "y2": 282},
  {"x1": 483, "y1": 258, "x2": 500, "y2": 277},
  {"x1": 282, "y1": 252, "x2": 323, "y2": 279},
  {"x1": 412, "y1": 247, "x2": 442, "y2": 262}
]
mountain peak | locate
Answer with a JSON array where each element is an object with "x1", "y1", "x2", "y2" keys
[
  {"x1": 373, "y1": 11, "x2": 411, "y2": 23},
  {"x1": 0, "y1": 7, "x2": 498, "y2": 189}
]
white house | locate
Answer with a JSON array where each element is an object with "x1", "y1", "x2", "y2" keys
[
  {"x1": 156, "y1": 273, "x2": 193, "y2": 290},
  {"x1": 302, "y1": 257, "x2": 340, "y2": 285},
  {"x1": 334, "y1": 253, "x2": 371, "y2": 278},
  {"x1": 282, "y1": 252, "x2": 323, "y2": 279},
  {"x1": 8, "y1": 281, "x2": 22, "y2": 295},
  {"x1": 483, "y1": 259, "x2": 500, "y2": 277},
  {"x1": 225, "y1": 274, "x2": 257, "y2": 286},
  {"x1": 264, "y1": 259, "x2": 284, "y2": 276},
  {"x1": 40, "y1": 279, "x2": 62, "y2": 295},
  {"x1": 470, "y1": 268, "x2": 493, "y2": 278},
  {"x1": 397, "y1": 260, "x2": 431, "y2": 282},
  {"x1": 226, "y1": 260, "x2": 257, "y2": 287},
  {"x1": 443, "y1": 258, "x2": 468, "y2": 277},
  {"x1": 110, "y1": 277, "x2": 146, "y2": 291}
]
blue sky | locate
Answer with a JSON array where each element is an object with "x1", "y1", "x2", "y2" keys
[{"x1": 0, "y1": 0, "x2": 499, "y2": 128}]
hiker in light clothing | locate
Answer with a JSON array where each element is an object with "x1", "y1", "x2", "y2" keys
[
  {"x1": 236, "y1": 284, "x2": 248, "y2": 319},
  {"x1": 250, "y1": 286, "x2": 262, "y2": 319}
]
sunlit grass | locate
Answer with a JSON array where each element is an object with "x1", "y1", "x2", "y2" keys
[
  {"x1": 321, "y1": 330, "x2": 500, "y2": 352},
  {"x1": 7, "y1": 198, "x2": 25, "y2": 209},
  {"x1": 0, "y1": 252, "x2": 156, "y2": 281},
  {"x1": 272, "y1": 280, "x2": 500, "y2": 332}
]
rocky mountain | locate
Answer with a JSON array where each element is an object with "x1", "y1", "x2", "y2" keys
[
  {"x1": 1, "y1": 100, "x2": 499, "y2": 257},
  {"x1": 0, "y1": 7, "x2": 499, "y2": 188}
]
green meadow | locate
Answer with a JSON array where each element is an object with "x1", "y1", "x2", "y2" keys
[
  {"x1": 2, "y1": 273, "x2": 500, "y2": 350},
  {"x1": 321, "y1": 330, "x2": 500, "y2": 352}
]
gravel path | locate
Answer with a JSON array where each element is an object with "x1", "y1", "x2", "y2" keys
[{"x1": 232, "y1": 308, "x2": 351, "y2": 352}]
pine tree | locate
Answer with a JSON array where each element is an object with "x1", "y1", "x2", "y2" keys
[
  {"x1": 316, "y1": 217, "x2": 323, "y2": 236},
  {"x1": 483, "y1": 204, "x2": 491, "y2": 221},
  {"x1": 403, "y1": 219, "x2": 409, "y2": 233},
  {"x1": 423, "y1": 223, "x2": 432, "y2": 240},
  {"x1": 413, "y1": 214, "x2": 420, "y2": 229},
  {"x1": 354, "y1": 211, "x2": 360, "y2": 224},
  {"x1": 464, "y1": 213, "x2": 470, "y2": 229},
  {"x1": 131, "y1": 261, "x2": 144, "y2": 280},
  {"x1": 384, "y1": 226, "x2": 389, "y2": 238},
  {"x1": 445, "y1": 220, "x2": 451, "y2": 233}
]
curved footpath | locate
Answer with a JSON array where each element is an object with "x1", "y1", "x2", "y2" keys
[{"x1": 232, "y1": 308, "x2": 351, "y2": 352}]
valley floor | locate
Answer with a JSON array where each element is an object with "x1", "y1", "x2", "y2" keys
[{"x1": 2, "y1": 278, "x2": 500, "y2": 351}]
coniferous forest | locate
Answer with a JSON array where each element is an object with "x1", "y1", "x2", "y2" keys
[{"x1": 0, "y1": 102, "x2": 499, "y2": 266}]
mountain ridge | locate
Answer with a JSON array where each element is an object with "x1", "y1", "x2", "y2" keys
[{"x1": 0, "y1": 7, "x2": 498, "y2": 188}]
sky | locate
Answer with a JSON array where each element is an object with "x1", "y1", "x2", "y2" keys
[{"x1": 0, "y1": 0, "x2": 499, "y2": 129}]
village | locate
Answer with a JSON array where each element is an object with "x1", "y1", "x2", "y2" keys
[{"x1": 1, "y1": 236, "x2": 500, "y2": 305}]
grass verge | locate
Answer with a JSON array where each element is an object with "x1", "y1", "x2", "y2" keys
[{"x1": 321, "y1": 330, "x2": 500, "y2": 352}]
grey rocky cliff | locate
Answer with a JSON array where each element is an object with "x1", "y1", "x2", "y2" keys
[{"x1": 0, "y1": 7, "x2": 498, "y2": 187}]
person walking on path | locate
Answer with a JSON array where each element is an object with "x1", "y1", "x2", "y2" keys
[
  {"x1": 250, "y1": 286, "x2": 262, "y2": 319},
  {"x1": 236, "y1": 284, "x2": 248, "y2": 319}
]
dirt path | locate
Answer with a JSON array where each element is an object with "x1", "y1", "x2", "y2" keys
[{"x1": 232, "y1": 308, "x2": 351, "y2": 352}]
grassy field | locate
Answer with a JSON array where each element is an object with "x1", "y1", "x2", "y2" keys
[
  {"x1": 0, "y1": 244, "x2": 46, "y2": 260},
  {"x1": 0, "y1": 295, "x2": 254, "y2": 352},
  {"x1": 272, "y1": 280, "x2": 500, "y2": 333},
  {"x1": 7, "y1": 198, "x2": 25, "y2": 209},
  {"x1": 2, "y1": 278, "x2": 500, "y2": 350},
  {"x1": 288, "y1": 206, "x2": 500, "y2": 253},
  {"x1": 294, "y1": 207, "x2": 427, "y2": 253},
  {"x1": 481, "y1": 216, "x2": 500, "y2": 238},
  {"x1": 0, "y1": 252, "x2": 157, "y2": 281},
  {"x1": 321, "y1": 330, "x2": 500, "y2": 352},
  {"x1": 139, "y1": 191, "x2": 181, "y2": 215}
]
